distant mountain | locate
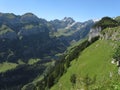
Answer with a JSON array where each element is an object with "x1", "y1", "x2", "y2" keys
[
  {"x1": 0, "y1": 13, "x2": 94, "y2": 63},
  {"x1": 0, "y1": 13, "x2": 52, "y2": 62},
  {"x1": 50, "y1": 17, "x2": 75, "y2": 29},
  {"x1": 50, "y1": 17, "x2": 94, "y2": 44}
]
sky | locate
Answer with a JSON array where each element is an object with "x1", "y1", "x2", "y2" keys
[{"x1": 0, "y1": 0, "x2": 120, "y2": 22}]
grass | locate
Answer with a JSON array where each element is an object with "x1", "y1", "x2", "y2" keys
[
  {"x1": 51, "y1": 40, "x2": 120, "y2": 90},
  {"x1": 28, "y1": 58, "x2": 41, "y2": 65},
  {"x1": 66, "y1": 38, "x2": 87, "y2": 52},
  {"x1": 0, "y1": 62, "x2": 18, "y2": 73},
  {"x1": 53, "y1": 28, "x2": 79, "y2": 37},
  {"x1": 0, "y1": 25, "x2": 14, "y2": 35}
]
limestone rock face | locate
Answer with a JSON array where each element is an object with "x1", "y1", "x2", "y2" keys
[
  {"x1": 88, "y1": 27, "x2": 101, "y2": 41},
  {"x1": 100, "y1": 26, "x2": 120, "y2": 41}
]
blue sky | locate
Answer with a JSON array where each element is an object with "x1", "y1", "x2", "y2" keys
[{"x1": 0, "y1": 0, "x2": 120, "y2": 22}]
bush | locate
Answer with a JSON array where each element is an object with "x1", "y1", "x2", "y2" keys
[
  {"x1": 70, "y1": 74, "x2": 76, "y2": 86},
  {"x1": 113, "y1": 46, "x2": 120, "y2": 61}
]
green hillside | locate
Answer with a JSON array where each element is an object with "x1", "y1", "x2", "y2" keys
[
  {"x1": 115, "y1": 16, "x2": 120, "y2": 23},
  {"x1": 51, "y1": 39, "x2": 120, "y2": 90},
  {"x1": 93, "y1": 17, "x2": 119, "y2": 29}
]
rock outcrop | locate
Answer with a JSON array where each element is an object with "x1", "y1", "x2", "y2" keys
[
  {"x1": 101, "y1": 26, "x2": 120, "y2": 41},
  {"x1": 88, "y1": 27, "x2": 101, "y2": 42}
]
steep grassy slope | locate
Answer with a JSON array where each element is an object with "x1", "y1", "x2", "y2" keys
[{"x1": 51, "y1": 40, "x2": 120, "y2": 90}]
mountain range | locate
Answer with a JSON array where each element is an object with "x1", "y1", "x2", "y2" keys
[
  {"x1": 0, "y1": 13, "x2": 94, "y2": 63},
  {"x1": 1, "y1": 12, "x2": 120, "y2": 90},
  {"x1": 0, "y1": 12, "x2": 94, "y2": 90}
]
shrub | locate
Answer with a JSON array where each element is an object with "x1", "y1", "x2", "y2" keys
[{"x1": 70, "y1": 74, "x2": 76, "y2": 86}]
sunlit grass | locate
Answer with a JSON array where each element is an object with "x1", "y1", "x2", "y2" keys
[
  {"x1": 0, "y1": 61, "x2": 18, "y2": 73},
  {"x1": 51, "y1": 40, "x2": 119, "y2": 90}
]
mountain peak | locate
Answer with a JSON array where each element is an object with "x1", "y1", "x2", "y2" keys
[
  {"x1": 92, "y1": 18, "x2": 101, "y2": 23},
  {"x1": 0, "y1": 12, "x2": 16, "y2": 19},
  {"x1": 93, "y1": 16, "x2": 119, "y2": 29},
  {"x1": 62, "y1": 17, "x2": 75, "y2": 24},
  {"x1": 21, "y1": 13, "x2": 39, "y2": 23},
  {"x1": 22, "y1": 13, "x2": 38, "y2": 17}
]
